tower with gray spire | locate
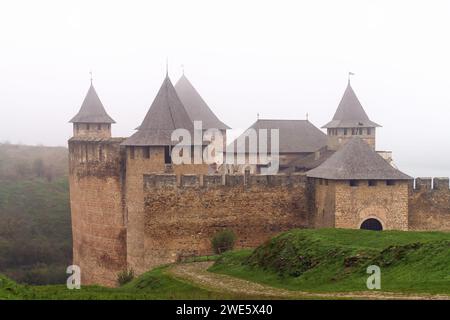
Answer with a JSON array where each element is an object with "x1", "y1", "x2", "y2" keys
[
  {"x1": 322, "y1": 81, "x2": 380, "y2": 150},
  {"x1": 69, "y1": 82, "x2": 115, "y2": 138}
]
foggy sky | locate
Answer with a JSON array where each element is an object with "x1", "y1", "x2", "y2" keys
[{"x1": 0, "y1": 0, "x2": 449, "y2": 177}]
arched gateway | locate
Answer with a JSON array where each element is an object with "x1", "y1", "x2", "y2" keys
[{"x1": 360, "y1": 218, "x2": 383, "y2": 231}]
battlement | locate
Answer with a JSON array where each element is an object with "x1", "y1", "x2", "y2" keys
[
  {"x1": 143, "y1": 173, "x2": 307, "y2": 190},
  {"x1": 413, "y1": 177, "x2": 450, "y2": 191}
]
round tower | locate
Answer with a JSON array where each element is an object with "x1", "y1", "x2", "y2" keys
[{"x1": 68, "y1": 79, "x2": 126, "y2": 287}]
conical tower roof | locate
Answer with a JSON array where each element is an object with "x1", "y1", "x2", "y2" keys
[
  {"x1": 122, "y1": 76, "x2": 195, "y2": 146},
  {"x1": 175, "y1": 74, "x2": 230, "y2": 130},
  {"x1": 306, "y1": 137, "x2": 411, "y2": 180},
  {"x1": 70, "y1": 83, "x2": 115, "y2": 123},
  {"x1": 322, "y1": 82, "x2": 380, "y2": 128}
]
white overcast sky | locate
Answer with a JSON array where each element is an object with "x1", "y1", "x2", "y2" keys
[{"x1": 0, "y1": 0, "x2": 449, "y2": 177}]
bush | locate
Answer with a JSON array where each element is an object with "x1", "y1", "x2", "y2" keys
[
  {"x1": 211, "y1": 229, "x2": 236, "y2": 254},
  {"x1": 117, "y1": 269, "x2": 134, "y2": 286}
]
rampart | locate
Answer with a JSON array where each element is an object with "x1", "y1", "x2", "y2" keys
[
  {"x1": 409, "y1": 177, "x2": 450, "y2": 231},
  {"x1": 137, "y1": 173, "x2": 311, "y2": 271}
]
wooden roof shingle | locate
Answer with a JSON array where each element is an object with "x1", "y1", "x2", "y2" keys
[
  {"x1": 230, "y1": 119, "x2": 327, "y2": 154},
  {"x1": 69, "y1": 84, "x2": 115, "y2": 124},
  {"x1": 322, "y1": 82, "x2": 380, "y2": 129},
  {"x1": 175, "y1": 74, "x2": 230, "y2": 130},
  {"x1": 122, "y1": 76, "x2": 195, "y2": 146},
  {"x1": 306, "y1": 137, "x2": 411, "y2": 180}
]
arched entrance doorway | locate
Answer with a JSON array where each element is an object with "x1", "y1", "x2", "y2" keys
[{"x1": 360, "y1": 218, "x2": 383, "y2": 231}]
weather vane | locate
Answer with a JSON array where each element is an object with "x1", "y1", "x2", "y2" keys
[
  {"x1": 89, "y1": 70, "x2": 93, "y2": 84},
  {"x1": 348, "y1": 71, "x2": 355, "y2": 83}
]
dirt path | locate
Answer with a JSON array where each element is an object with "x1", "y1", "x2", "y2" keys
[{"x1": 168, "y1": 261, "x2": 450, "y2": 300}]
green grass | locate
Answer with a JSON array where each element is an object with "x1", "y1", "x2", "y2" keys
[
  {"x1": 208, "y1": 228, "x2": 450, "y2": 295},
  {"x1": 0, "y1": 266, "x2": 246, "y2": 300}
]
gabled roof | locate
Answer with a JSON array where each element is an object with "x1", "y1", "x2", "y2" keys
[
  {"x1": 282, "y1": 146, "x2": 335, "y2": 172},
  {"x1": 230, "y1": 119, "x2": 327, "y2": 154},
  {"x1": 306, "y1": 137, "x2": 411, "y2": 180},
  {"x1": 70, "y1": 84, "x2": 115, "y2": 123},
  {"x1": 175, "y1": 74, "x2": 230, "y2": 130},
  {"x1": 322, "y1": 82, "x2": 380, "y2": 128},
  {"x1": 121, "y1": 76, "x2": 195, "y2": 146}
]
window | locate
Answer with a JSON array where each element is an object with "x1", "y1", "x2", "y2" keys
[
  {"x1": 325, "y1": 180, "x2": 329, "y2": 186},
  {"x1": 349, "y1": 180, "x2": 358, "y2": 187},
  {"x1": 352, "y1": 128, "x2": 356, "y2": 135},
  {"x1": 344, "y1": 128, "x2": 347, "y2": 135},
  {"x1": 368, "y1": 180, "x2": 377, "y2": 187},
  {"x1": 367, "y1": 128, "x2": 372, "y2": 135},
  {"x1": 143, "y1": 147, "x2": 150, "y2": 159},
  {"x1": 319, "y1": 179, "x2": 323, "y2": 185},
  {"x1": 87, "y1": 124, "x2": 90, "y2": 130},
  {"x1": 97, "y1": 124, "x2": 101, "y2": 130},
  {"x1": 386, "y1": 180, "x2": 396, "y2": 186},
  {"x1": 129, "y1": 147, "x2": 135, "y2": 159},
  {"x1": 358, "y1": 128, "x2": 363, "y2": 135},
  {"x1": 164, "y1": 146, "x2": 172, "y2": 164}
]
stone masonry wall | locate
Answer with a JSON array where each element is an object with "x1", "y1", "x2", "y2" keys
[
  {"x1": 124, "y1": 146, "x2": 209, "y2": 275},
  {"x1": 311, "y1": 179, "x2": 336, "y2": 228},
  {"x1": 138, "y1": 173, "x2": 310, "y2": 272},
  {"x1": 409, "y1": 177, "x2": 450, "y2": 231},
  {"x1": 334, "y1": 180, "x2": 409, "y2": 230},
  {"x1": 69, "y1": 138, "x2": 127, "y2": 287}
]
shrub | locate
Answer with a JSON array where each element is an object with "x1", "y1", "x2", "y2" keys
[
  {"x1": 117, "y1": 268, "x2": 134, "y2": 286},
  {"x1": 211, "y1": 229, "x2": 236, "y2": 254}
]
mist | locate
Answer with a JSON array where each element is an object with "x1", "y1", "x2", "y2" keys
[{"x1": 0, "y1": 0, "x2": 449, "y2": 177}]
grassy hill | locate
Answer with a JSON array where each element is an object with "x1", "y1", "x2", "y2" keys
[
  {"x1": 209, "y1": 228, "x2": 450, "y2": 295},
  {"x1": 0, "y1": 143, "x2": 71, "y2": 285},
  {"x1": 0, "y1": 266, "x2": 246, "y2": 300},
  {"x1": 1, "y1": 228, "x2": 449, "y2": 299}
]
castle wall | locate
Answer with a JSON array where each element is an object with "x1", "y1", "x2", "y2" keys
[
  {"x1": 334, "y1": 180, "x2": 409, "y2": 230},
  {"x1": 409, "y1": 177, "x2": 450, "y2": 231},
  {"x1": 69, "y1": 138, "x2": 127, "y2": 287},
  {"x1": 124, "y1": 146, "x2": 208, "y2": 274},
  {"x1": 311, "y1": 179, "x2": 336, "y2": 228},
  {"x1": 138, "y1": 173, "x2": 310, "y2": 272}
]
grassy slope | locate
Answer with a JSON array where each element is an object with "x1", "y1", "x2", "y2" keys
[
  {"x1": 0, "y1": 266, "x2": 251, "y2": 300},
  {"x1": 209, "y1": 228, "x2": 450, "y2": 295}
]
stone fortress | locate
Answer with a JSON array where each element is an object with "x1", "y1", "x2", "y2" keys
[{"x1": 68, "y1": 72, "x2": 450, "y2": 287}]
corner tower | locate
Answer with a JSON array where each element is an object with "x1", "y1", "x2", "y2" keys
[
  {"x1": 68, "y1": 79, "x2": 126, "y2": 287},
  {"x1": 323, "y1": 81, "x2": 380, "y2": 150},
  {"x1": 69, "y1": 81, "x2": 115, "y2": 138},
  {"x1": 121, "y1": 75, "x2": 208, "y2": 275}
]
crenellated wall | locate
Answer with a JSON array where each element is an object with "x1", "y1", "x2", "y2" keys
[
  {"x1": 137, "y1": 173, "x2": 311, "y2": 272},
  {"x1": 409, "y1": 177, "x2": 450, "y2": 231}
]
